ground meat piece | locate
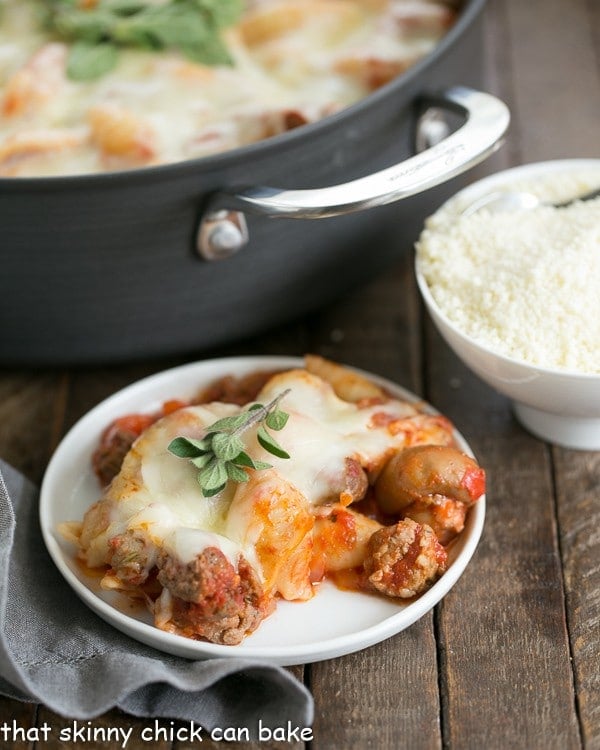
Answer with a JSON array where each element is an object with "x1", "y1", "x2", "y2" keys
[
  {"x1": 339, "y1": 457, "x2": 369, "y2": 505},
  {"x1": 92, "y1": 413, "x2": 155, "y2": 486},
  {"x1": 108, "y1": 530, "x2": 156, "y2": 586},
  {"x1": 364, "y1": 519, "x2": 447, "y2": 598},
  {"x1": 92, "y1": 404, "x2": 186, "y2": 486},
  {"x1": 93, "y1": 427, "x2": 138, "y2": 486},
  {"x1": 158, "y1": 547, "x2": 242, "y2": 617},
  {"x1": 157, "y1": 549, "x2": 271, "y2": 645},
  {"x1": 193, "y1": 370, "x2": 280, "y2": 406}
]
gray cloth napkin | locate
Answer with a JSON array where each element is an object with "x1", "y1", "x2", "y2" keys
[{"x1": 0, "y1": 460, "x2": 313, "y2": 735}]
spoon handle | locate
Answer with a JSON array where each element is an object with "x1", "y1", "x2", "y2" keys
[{"x1": 555, "y1": 186, "x2": 600, "y2": 207}]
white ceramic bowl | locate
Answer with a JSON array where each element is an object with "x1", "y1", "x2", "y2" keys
[{"x1": 415, "y1": 159, "x2": 600, "y2": 451}]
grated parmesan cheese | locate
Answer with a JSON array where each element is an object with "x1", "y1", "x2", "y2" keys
[{"x1": 416, "y1": 169, "x2": 600, "y2": 374}]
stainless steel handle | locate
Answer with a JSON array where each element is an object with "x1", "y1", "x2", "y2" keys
[{"x1": 197, "y1": 86, "x2": 510, "y2": 260}]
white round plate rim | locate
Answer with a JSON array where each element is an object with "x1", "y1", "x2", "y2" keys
[{"x1": 40, "y1": 356, "x2": 485, "y2": 666}]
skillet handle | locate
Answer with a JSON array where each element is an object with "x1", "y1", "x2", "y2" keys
[{"x1": 197, "y1": 86, "x2": 509, "y2": 260}]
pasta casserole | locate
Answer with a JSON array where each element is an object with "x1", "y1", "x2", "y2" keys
[
  {"x1": 65, "y1": 356, "x2": 485, "y2": 645},
  {"x1": 0, "y1": 0, "x2": 458, "y2": 176}
]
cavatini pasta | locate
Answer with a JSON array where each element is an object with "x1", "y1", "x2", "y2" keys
[
  {"x1": 0, "y1": 0, "x2": 457, "y2": 176},
  {"x1": 63, "y1": 356, "x2": 485, "y2": 645}
]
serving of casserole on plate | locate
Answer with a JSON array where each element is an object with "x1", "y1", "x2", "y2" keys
[
  {"x1": 40, "y1": 356, "x2": 485, "y2": 665},
  {"x1": 0, "y1": 0, "x2": 458, "y2": 176}
]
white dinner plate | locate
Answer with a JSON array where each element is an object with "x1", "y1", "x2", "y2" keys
[{"x1": 40, "y1": 356, "x2": 485, "y2": 666}]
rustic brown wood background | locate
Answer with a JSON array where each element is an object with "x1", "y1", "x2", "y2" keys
[{"x1": 1, "y1": 0, "x2": 598, "y2": 748}]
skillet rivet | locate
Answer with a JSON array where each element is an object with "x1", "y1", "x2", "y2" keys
[
  {"x1": 197, "y1": 210, "x2": 249, "y2": 261},
  {"x1": 208, "y1": 222, "x2": 244, "y2": 258}
]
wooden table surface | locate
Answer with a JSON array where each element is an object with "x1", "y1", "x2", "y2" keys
[{"x1": 1, "y1": 0, "x2": 599, "y2": 748}]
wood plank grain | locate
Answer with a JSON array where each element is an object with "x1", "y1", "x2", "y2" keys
[
  {"x1": 307, "y1": 249, "x2": 442, "y2": 750},
  {"x1": 0, "y1": 372, "x2": 67, "y2": 484},
  {"x1": 0, "y1": 699, "x2": 37, "y2": 750},
  {"x1": 59, "y1": 321, "x2": 311, "y2": 435},
  {"x1": 589, "y1": 0, "x2": 600, "y2": 72},
  {"x1": 177, "y1": 730, "x2": 303, "y2": 750},
  {"x1": 418, "y1": 17, "x2": 582, "y2": 718},
  {"x1": 426, "y1": 0, "x2": 597, "y2": 745},
  {"x1": 59, "y1": 359, "x2": 185, "y2": 432},
  {"x1": 425, "y1": 328, "x2": 581, "y2": 749},
  {"x1": 307, "y1": 258, "x2": 422, "y2": 391},
  {"x1": 172, "y1": 665, "x2": 306, "y2": 750},
  {"x1": 495, "y1": 0, "x2": 598, "y2": 746},
  {"x1": 0, "y1": 371, "x2": 68, "y2": 745},
  {"x1": 468, "y1": 0, "x2": 517, "y2": 178},
  {"x1": 1, "y1": 1, "x2": 598, "y2": 747},
  {"x1": 505, "y1": 0, "x2": 600, "y2": 161},
  {"x1": 311, "y1": 617, "x2": 441, "y2": 750},
  {"x1": 553, "y1": 450, "x2": 600, "y2": 749},
  {"x1": 34, "y1": 708, "x2": 173, "y2": 750},
  {"x1": 205, "y1": 321, "x2": 311, "y2": 361}
]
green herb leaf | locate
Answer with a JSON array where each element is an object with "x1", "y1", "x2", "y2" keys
[
  {"x1": 198, "y1": 458, "x2": 228, "y2": 493},
  {"x1": 168, "y1": 436, "x2": 209, "y2": 458},
  {"x1": 211, "y1": 432, "x2": 245, "y2": 461},
  {"x1": 190, "y1": 453, "x2": 213, "y2": 469},
  {"x1": 67, "y1": 40, "x2": 119, "y2": 80},
  {"x1": 208, "y1": 413, "x2": 248, "y2": 432},
  {"x1": 169, "y1": 388, "x2": 290, "y2": 497},
  {"x1": 41, "y1": 0, "x2": 244, "y2": 80},
  {"x1": 193, "y1": 0, "x2": 244, "y2": 28},
  {"x1": 181, "y1": 33, "x2": 233, "y2": 67},
  {"x1": 53, "y1": 9, "x2": 115, "y2": 45},
  {"x1": 202, "y1": 483, "x2": 226, "y2": 498},
  {"x1": 257, "y1": 425, "x2": 291, "y2": 460},
  {"x1": 226, "y1": 462, "x2": 249, "y2": 483},
  {"x1": 233, "y1": 451, "x2": 272, "y2": 471},
  {"x1": 265, "y1": 408, "x2": 289, "y2": 431}
]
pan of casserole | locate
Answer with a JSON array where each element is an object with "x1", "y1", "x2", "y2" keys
[{"x1": 0, "y1": 0, "x2": 507, "y2": 364}]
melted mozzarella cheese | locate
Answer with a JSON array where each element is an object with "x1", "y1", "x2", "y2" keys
[
  {"x1": 98, "y1": 402, "x2": 241, "y2": 565},
  {"x1": 82, "y1": 369, "x2": 422, "y2": 577},
  {"x1": 161, "y1": 528, "x2": 241, "y2": 566},
  {"x1": 253, "y1": 370, "x2": 417, "y2": 502},
  {"x1": 0, "y1": 0, "x2": 455, "y2": 176}
]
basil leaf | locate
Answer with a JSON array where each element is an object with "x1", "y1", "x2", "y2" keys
[
  {"x1": 181, "y1": 34, "x2": 233, "y2": 66},
  {"x1": 189, "y1": 0, "x2": 244, "y2": 28},
  {"x1": 67, "y1": 41, "x2": 119, "y2": 80},
  {"x1": 105, "y1": 0, "x2": 148, "y2": 13},
  {"x1": 53, "y1": 10, "x2": 115, "y2": 44},
  {"x1": 44, "y1": 0, "x2": 244, "y2": 80},
  {"x1": 113, "y1": 6, "x2": 196, "y2": 49}
]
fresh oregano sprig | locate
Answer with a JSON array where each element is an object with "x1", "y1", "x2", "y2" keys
[
  {"x1": 168, "y1": 389, "x2": 291, "y2": 497},
  {"x1": 38, "y1": 0, "x2": 244, "y2": 81}
]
